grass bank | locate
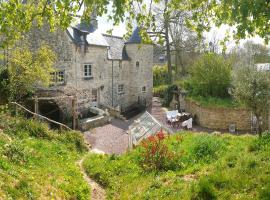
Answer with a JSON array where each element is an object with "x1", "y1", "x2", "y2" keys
[
  {"x1": 0, "y1": 114, "x2": 90, "y2": 199},
  {"x1": 83, "y1": 132, "x2": 270, "y2": 200},
  {"x1": 187, "y1": 96, "x2": 243, "y2": 109}
]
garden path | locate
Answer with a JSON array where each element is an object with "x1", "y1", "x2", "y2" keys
[{"x1": 77, "y1": 155, "x2": 106, "y2": 200}]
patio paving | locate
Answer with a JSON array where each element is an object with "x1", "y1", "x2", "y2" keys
[
  {"x1": 84, "y1": 121, "x2": 129, "y2": 155},
  {"x1": 84, "y1": 98, "x2": 219, "y2": 155}
]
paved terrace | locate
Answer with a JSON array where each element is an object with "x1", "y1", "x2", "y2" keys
[{"x1": 84, "y1": 98, "x2": 215, "y2": 155}]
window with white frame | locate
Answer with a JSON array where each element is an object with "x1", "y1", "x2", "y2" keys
[
  {"x1": 142, "y1": 86, "x2": 146, "y2": 93},
  {"x1": 118, "y1": 84, "x2": 124, "y2": 94},
  {"x1": 84, "y1": 64, "x2": 92, "y2": 78},
  {"x1": 50, "y1": 70, "x2": 65, "y2": 85}
]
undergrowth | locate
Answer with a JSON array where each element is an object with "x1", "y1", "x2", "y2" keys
[
  {"x1": 0, "y1": 113, "x2": 89, "y2": 199},
  {"x1": 83, "y1": 132, "x2": 270, "y2": 200}
]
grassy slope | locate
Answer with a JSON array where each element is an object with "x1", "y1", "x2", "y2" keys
[
  {"x1": 83, "y1": 133, "x2": 270, "y2": 200},
  {"x1": 0, "y1": 115, "x2": 90, "y2": 199},
  {"x1": 187, "y1": 96, "x2": 243, "y2": 109}
]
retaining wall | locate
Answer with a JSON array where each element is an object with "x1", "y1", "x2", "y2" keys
[{"x1": 185, "y1": 99, "x2": 251, "y2": 131}]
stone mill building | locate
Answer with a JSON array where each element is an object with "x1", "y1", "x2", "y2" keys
[{"x1": 27, "y1": 17, "x2": 153, "y2": 122}]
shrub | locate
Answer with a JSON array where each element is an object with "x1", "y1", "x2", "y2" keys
[
  {"x1": 162, "y1": 84, "x2": 178, "y2": 107},
  {"x1": 153, "y1": 66, "x2": 171, "y2": 86},
  {"x1": 3, "y1": 141, "x2": 30, "y2": 164},
  {"x1": 140, "y1": 130, "x2": 182, "y2": 171},
  {"x1": 58, "y1": 131, "x2": 88, "y2": 152},
  {"x1": 187, "y1": 53, "x2": 232, "y2": 98},
  {"x1": 153, "y1": 84, "x2": 169, "y2": 98},
  {"x1": 259, "y1": 182, "x2": 270, "y2": 200},
  {"x1": 190, "y1": 178, "x2": 217, "y2": 200},
  {"x1": 248, "y1": 132, "x2": 270, "y2": 152},
  {"x1": 0, "y1": 67, "x2": 9, "y2": 104},
  {"x1": 190, "y1": 135, "x2": 225, "y2": 162},
  {"x1": 6, "y1": 119, "x2": 54, "y2": 139}
]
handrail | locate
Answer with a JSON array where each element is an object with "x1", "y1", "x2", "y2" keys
[
  {"x1": 11, "y1": 102, "x2": 72, "y2": 131},
  {"x1": 29, "y1": 96, "x2": 74, "y2": 100}
]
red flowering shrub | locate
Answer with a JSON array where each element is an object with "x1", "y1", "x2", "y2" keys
[{"x1": 140, "y1": 129, "x2": 182, "y2": 171}]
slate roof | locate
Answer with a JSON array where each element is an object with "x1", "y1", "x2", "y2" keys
[
  {"x1": 102, "y1": 34, "x2": 130, "y2": 60},
  {"x1": 126, "y1": 27, "x2": 142, "y2": 44},
  {"x1": 67, "y1": 21, "x2": 109, "y2": 47},
  {"x1": 67, "y1": 23, "x2": 142, "y2": 60}
]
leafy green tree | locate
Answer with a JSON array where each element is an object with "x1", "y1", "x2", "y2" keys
[
  {"x1": 0, "y1": 0, "x2": 269, "y2": 49},
  {"x1": 183, "y1": 0, "x2": 270, "y2": 43},
  {"x1": 8, "y1": 44, "x2": 56, "y2": 102},
  {"x1": 153, "y1": 65, "x2": 171, "y2": 87},
  {"x1": 187, "y1": 53, "x2": 232, "y2": 98},
  {"x1": 0, "y1": 66, "x2": 9, "y2": 104},
  {"x1": 233, "y1": 66, "x2": 270, "y2": 136}
]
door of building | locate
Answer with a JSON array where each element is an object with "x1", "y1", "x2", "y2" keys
[{"x1": 91, "y1": 89, "x2": 98, "y2": 107}]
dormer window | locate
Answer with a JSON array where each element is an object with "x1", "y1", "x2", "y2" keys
[
  {"x1": 136, "y1": 61, "x2": 139, "y2": 68},
  {"x1": 84, "y1": 64, "x2": 92, "y2": 78}
]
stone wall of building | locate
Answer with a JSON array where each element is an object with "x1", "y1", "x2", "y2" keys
[
  {"x1": 125, "y1": 44, "x2": 153, "y2": 110},
  {"x1": 26, "y1": 25, "x2": 153, "y2": 119},
  {"x1": 185, "y1": 99, "x2": 252, "y2": 131}
]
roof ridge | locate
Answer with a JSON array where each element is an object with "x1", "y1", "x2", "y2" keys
[{"x1": 102, "y1": 33, "x2": 123, "y2": 39}]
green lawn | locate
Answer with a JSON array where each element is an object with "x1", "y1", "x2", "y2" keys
[
  {"x1": 83, "y1": 132, "x2": 270, "y2": 200},
  {"x1": 0, "y1": 115, "x2": 90, "y2": 199}
]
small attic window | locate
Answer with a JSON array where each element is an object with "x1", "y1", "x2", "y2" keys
[
  {"x1": 142, "y1": 86, "x2": 146, "y2": 93},
  {"x1": 119, "y1": 61, "x2": 122, "y2": 69},
  {"x1": 136, "y1": 61, "x2": 139, "y2": 68}
]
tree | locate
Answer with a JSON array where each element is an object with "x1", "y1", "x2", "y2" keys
[
  {"x1": 187, "y1": 53, "x2": 232, "y2": 98},
  {"x1": 147, "y1": 0, "x2": 173, "y2": 84},
  {"x1": 7, "y1": 44, "x2": 56, "y2": 101},
  {"x1": 233, "y1": 66, "x2": 270, "y2": 136},
  {"x1": 183, "y1": 0, "x2": 270, "y2": 43},
  {"x1": 243, "y1": 41, "x2": 270, "y2": 64},
  {"x1": 0, "y1": 0, "x2": 269, "y2": 49},
  {"x1": 169, "y1": 10, "x2": 201, "y2": 76}
]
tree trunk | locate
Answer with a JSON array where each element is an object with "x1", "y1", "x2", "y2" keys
[
  {"x1": 255, "y1": 114, "x2": 263, "y2": 137},
  {"x1": 175, "y1": 50, "x2": 178, "y2": 75},
  {"x1": 164, "y1": 0, "x2": 172, "y2": 84}
]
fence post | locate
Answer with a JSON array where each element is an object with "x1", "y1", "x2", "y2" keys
[
  {"x1": 72, "y1": 96, "x2": 77, "y2": 130},
  {"x1": 14, "y1": 104, "x2": 18, "y2": 116},
  {"x1": 34, "y1": 96, "x2": 38, "y2": 119}
]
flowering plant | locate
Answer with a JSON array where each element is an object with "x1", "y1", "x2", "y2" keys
[{"x1": 141, "y1": 129, "x2": 179, "y2": 171}]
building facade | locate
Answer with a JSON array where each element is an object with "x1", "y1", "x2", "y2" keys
[{"x1": 27, "y1": 19, "x2": 153, "y2": 121}]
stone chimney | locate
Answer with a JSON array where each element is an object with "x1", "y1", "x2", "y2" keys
[{"x1": 90, "y1": 10, "x2": 98, "y2": 30}]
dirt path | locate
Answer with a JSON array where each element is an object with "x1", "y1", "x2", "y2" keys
[{"x1": 77, "y1": 155, "x2": 106, "y2": 200}]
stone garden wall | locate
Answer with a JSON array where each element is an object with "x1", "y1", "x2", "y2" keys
[{"x1": 185, "y1": 99, "x2": 252, "y2": 131}]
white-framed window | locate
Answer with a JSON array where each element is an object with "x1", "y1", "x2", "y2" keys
[
  {"x1": 84, "y1": 64, "x2": 92, "y2": 78},
  {"x1": 50, "y1": 70, "x2": 65, "y2": 85},
  {"x1": 136, "y1": 61, "x2": 139, "y2": 68},
  {"x1": 142, "y1": 86, "x2": 146, "y2": 93},
  {"x1": 118, "y1": 84, "x2": 124, "y2": 94}
]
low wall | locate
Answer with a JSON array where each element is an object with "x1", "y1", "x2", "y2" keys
[
  {"x1": 185, "y1": 99, "x2": 251, "y2": 131},
  {"x1": 99, "y1": 104, "x2": 126, "y2": 120}
]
